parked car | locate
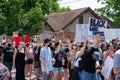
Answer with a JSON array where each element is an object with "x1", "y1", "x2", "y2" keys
[{"x1": 0, "y1": 63, "x2": 11, "y2": 80}]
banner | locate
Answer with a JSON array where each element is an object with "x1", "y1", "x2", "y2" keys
[
  {"x1": 89, "y1": 17, "x2": 107, "y2": 36},
  {"x1": 75, "y1": 24, "x2": 91, "y2": 42}
]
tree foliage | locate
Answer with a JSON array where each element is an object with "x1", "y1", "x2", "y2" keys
[
  {"x1": 95, "y1": 0, "x2": 120, "y2": 26},
  {"x1": 0, "y1": 0, "x2": 70, "y2": 36}
]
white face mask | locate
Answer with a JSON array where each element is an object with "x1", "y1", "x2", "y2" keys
[{"x1": 73, "y1": 46, "x2": 77, "y2": 49}]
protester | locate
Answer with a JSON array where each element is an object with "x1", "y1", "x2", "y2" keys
[
  {"x1": 25, "y1": 42, "x2": 34, "y2": 79},
  {"x1": 81, "y1": 35, "x2": 99, "y2": 80},
  {"x1": 52, "y1": 42, "x2": 63, "y2": 80},
  {"x1": 40, "y1": 39, "x2": 53, "y2": 80},
  {"x1": 60, "y1": 41, "x2": 69, "y2": 80},
  {"x1": 13, "y1": 42, "x2": 25, "y2": 80},
  {"x1": 70, "y1": 40, "x2": 88, "y2": 80},
  {"x1": 2, "y1": 42, "x2": 14, "y2": 72},
  {"x1": 68, "y1": 42, "x2": 79, "y2": 80},
  {"x1": 113, "y1": 46, "x2": 120, "y2": 80},
  {"x1": 33, "y1": 43, "x2": 42, "y2": 80},
  {"x1": 0, "y1": 42, "x2": 4, "y2": 62}
]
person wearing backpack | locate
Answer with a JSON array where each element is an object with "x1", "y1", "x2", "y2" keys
[{"x1": 70, "y1": 40, "x2": 88, "y2": 80}]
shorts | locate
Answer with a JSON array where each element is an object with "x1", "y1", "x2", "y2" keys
[
  {"x1": 63, "y1": 59, "x2": 68, "y2": 69},
  {"x1": 26, "y1": 59, "x2": 33, "y2": 64},
  {"x1": 34, "y1": 61, "x2": 40, "y2": 69},
  {"x1": 53, "y1": 67, "x2": 63, "y2": 73}
]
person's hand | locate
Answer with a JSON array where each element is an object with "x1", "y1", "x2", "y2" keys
[
  {"x1": 51, "y1": 58, "x2": 56, "y2": 62},
  {"x1": 95, "y1": 34, "x2": 99, "y2": 40},
  {"x1": 45, "y1": 69, "x2": 49, "y2": 75}
]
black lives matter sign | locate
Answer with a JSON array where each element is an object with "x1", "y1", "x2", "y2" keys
[{"x1": 89, "y1": 17, "x2": 107, "y2": 36}]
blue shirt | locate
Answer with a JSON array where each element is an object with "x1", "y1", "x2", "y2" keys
[{"x1": 40, "y1": 46, "x2": 53, "y2": 72}]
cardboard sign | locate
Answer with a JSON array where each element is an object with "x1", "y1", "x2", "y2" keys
[
  {"x1": 40, "y1": 31, "x2": 53, "y2": 42},
  {"x1": 101, "y1": 56, "x2": 113, "y2": 79},
  {"x1": 54, "y1": 31, "x2": 65, "y2": 41},
  {"x1": 75, "y1": 24, "x2": 91, "y2": 42},
  {"x1": 64, "y1": 30, "x2": 75, "y2": 40},
  {"x1": 13, "y1": 32, "x2": 18, "y2": 37}
]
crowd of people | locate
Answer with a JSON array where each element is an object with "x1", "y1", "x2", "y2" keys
[{"x1": 0, "y1": 35, "x2": 120, "y2": 80}]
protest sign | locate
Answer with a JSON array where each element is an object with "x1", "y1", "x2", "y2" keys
[
  {"x1": 89, "y1": 17, "x2": 107, "y2": 36},
  {"x1": 40, "y1": 31, "x2": 53, "y2": 42},
  {"x1": 54, "y1": 31, "x2": 65, "y2": 41},
  {"x1": 105, "y1": 29, "x2": 120, "y2": 42},
  {"x1": 13, "y1": 36, "x2": 22, "y2": 47},
  {"x1": 101, "y1": 56, "x2": 113, "y2": 79},
  {"x1": 75, "y1": 24, "x2": 91, "y2": 42},
  {"x1": 64, "y1": 30, "x2": 75, "y2": 40},
  {"x1": 13, "y1": 32, "x2": 18, "y2": 37}
]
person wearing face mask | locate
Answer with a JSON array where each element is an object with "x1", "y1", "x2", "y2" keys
[
  {"x1": 103, "y1": 43, "x2": 115, "y2": 80},
  {"x1": 13, "y1": 42, "x2": 25, "y2": 80},
  {"x1": 25, "y1": 43, "x2": 34, "y2": 79},
  {"x1": 3, "y1": 42, "x2": 14, "y2": 72},
  {"x1": 81, "y1": 35, "x2": 99, "y2": 80},
  {"x1": 68, "y1": 42, "x2": 79, "y2": 80},
  {"x1": 40, "y1": 39, "x2": 53, "y2": 80}
]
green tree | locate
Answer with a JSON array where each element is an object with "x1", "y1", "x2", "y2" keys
[
  {"x1": 95, "y1": 0, "x2": 120, "y2": 26},
  {"x1": 0, "y1": 0, "x2": 70, "y2": 36}
]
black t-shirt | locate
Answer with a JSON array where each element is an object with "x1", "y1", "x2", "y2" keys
[
  {"x1": 82, "y1": 47, "x2": 98, "y2": 73},
  {"x1": 3, "y1": 47, "x2": 14, "y2": 62},
  {"x1": 53, "y1": 49, "x2": 62, "y2": 68},
  {"x1": 34, "y1": 46, "x2": 41, "y2": 62},
  {"x1": 0, "y1": 46, "x2": 3, "y2": 57}
]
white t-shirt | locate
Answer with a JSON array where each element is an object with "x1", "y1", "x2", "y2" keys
[{"x1": 74, "y1": 52, "x2": 82, "y2": 67}]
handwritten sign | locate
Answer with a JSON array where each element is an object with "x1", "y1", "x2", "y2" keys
[
  {"x1": 13, "y1": 32, "x2": 18, "y2": 37},
  {"x1": 89, "y1": 17, "x2": 107, "y2": 36},
  {"x1": 40, "y1": 31, "x2": 53, "y2": 42},
  {"x1": 54, "y1": 31, "x2": 65, "y2": 41},
  {"x1": 75, "y1": 24, "x2": 91, "y2": 42}
]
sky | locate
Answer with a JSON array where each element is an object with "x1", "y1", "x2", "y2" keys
[{"x1": 58, "y1": 0, "x2": 104, "y2": 10}]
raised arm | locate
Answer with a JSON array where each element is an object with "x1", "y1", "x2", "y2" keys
[
  {"x1": 93, "y1": 34, "x2": 99, "y2": 49},
  {"x1": 77, "y1": 40, "x2": 88, "y2": 57}
]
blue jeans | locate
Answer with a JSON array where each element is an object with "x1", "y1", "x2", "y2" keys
[
  {"x1": 116, "y1": 74, "x2": 120, "y2": 80},
  {"x1": 82, "y1": 70, "x2": 98, "y2": 80},
  {"x1": 78, "y1": 71, "x2": 82, "y2": 80}
]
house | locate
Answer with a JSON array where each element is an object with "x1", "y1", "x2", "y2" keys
[{"x1": 42, "y1": 7, "x2": 119, "y2": 40}]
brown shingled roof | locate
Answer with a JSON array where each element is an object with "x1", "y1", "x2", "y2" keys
[{"x1": 46, "y1": 7, "x2": 101, "y2": 31}]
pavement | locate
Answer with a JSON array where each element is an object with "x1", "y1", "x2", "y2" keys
[{"x1": 11, "y1": 68, "x2": 39, "y2": 80}]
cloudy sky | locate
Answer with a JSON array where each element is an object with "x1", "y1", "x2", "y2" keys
[{"x1": 58, "y1": 0, "x2": 104, "y2": 10}]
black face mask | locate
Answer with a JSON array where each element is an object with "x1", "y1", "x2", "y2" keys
[{"x1": 48, "y1": 43, "x2": 51, "y2": 47}]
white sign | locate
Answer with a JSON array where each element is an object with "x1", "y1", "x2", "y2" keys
[
  {"x1": 75, "y1": 24, "x2": 91, "y2": 42},
  {"x1": 89, "y1": 17, "x2": 107, "y2": 36},
  {"x1": 101, "y1": 56, "x2": 113, "y2": 79},
  {"x1": 105, "y1": 29, "x2": 120, "y2": 42}
]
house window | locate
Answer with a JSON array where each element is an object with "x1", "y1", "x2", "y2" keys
[{"x1": 79, "y1": 16, "x2": 83, "y2": 24}]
